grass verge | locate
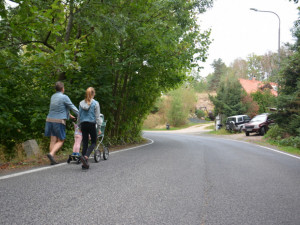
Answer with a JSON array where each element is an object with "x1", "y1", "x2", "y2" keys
[
  {"x1": 209, "y1": 129, "x2": 300, "y2": 157},
  {"x1": 266, "y1": 139, "x2": 300, "y2": 156},
  {"x1": 208, "y1": 128, "x2": 235, "y2": 135}
]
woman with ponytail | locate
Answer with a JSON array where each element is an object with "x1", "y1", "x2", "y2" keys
[{"x1": 78, "y1": 87, "x2": 102, "y2": 170}]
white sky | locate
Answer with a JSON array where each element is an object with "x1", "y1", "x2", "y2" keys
[{"x1": 197, "y1": 0, "x2": 300, "y2": 76}]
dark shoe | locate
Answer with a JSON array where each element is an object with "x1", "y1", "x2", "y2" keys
[
  {"x1": 47, "y1": 153, "x2": 58, "y2": 165},
  {"x1": 82, "y1": 165, "x2": 89, "y2": 170},
  {"x1": 80, "y1": 156, "x2": 89, "y2": 169}
]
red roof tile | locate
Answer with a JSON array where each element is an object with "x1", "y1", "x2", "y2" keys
[{"x1": 239, "y1": 78, "x2": 278, "y2": 96}]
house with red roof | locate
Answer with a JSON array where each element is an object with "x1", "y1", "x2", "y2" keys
[{"x1": 238, "y1": 78, "x2": 278, "y2": 97}]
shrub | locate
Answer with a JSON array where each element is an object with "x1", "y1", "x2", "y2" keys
[
  {"x1": 279, "y1": 136, "x2": 300, "y2": 148},
  {"x1": 251, "y1": 90, "x2": 276, "y2": 113},
  {"x1": 265, "y1": 124, "x2": 285, "y2": 140},
  {"x1": 195, "y1": 109, "x2": 205, "y2": 118},
  {"x1": 167, "y1": 87, "x2": 197, "y2": 127},
  {"x1": 167, "y1": 92, "x2": 186, "y2": 126},
  {"x1": 242, "y1": 94, "x2": 259, "y2": 118}
]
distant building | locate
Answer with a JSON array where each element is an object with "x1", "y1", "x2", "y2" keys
[{"x1": 238, "y1": 78, "x2": 278, "y2": 96}]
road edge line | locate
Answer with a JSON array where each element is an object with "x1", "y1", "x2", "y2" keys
[
  {"x1": 0, "y1": 138, "x2": 154, "y2": 180},
  {"x1": 110, "y1": 138, "x2": 154, "y2": 154},
  {"x1": 218, "y1": 138, "x2": 300, "y2": 160}
]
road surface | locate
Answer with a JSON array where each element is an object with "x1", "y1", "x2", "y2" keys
[{"x1": 0, "y1": 131, "x2": 299, "y2": 225}]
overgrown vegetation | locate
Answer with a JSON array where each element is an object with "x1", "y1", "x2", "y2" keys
[
  {"x1": 143, "y1": 87, "x2": 198, "y2": 129},
  {"x1": 267, "y1": 8, "x2": 300, "y2": 147},
  {"x1": 0, "y1": 0, "x2": 213, "y2": 160}
]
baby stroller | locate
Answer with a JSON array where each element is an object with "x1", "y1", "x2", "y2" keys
[
  {"x1": 67, "y1": 115, "x2": 109, "y2": 164},
  {"x1": 93, "y1": 119, "x2": 109, "y2": 162}
]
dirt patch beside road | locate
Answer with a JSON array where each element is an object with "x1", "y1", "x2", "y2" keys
[
  {"x1": 158, "y1": 123, "x2": 281, "y2": 150},
  {"x1": 214, "y1": 132, "x2": 281, "y2": 150}
]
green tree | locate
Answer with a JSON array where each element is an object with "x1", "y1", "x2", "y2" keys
[
  {"x1": 207, "y1": 58, "x2": 227, "y2": 91},
  {"x1": 189, "y1": 69, "x2": 208, "y2": 93},
  {"x1": 167, "y1": 87, "x2": 196, "y2": 127},
  {"x1": 274, "y1": 4, "x2": 300, "y2": 136},
  {"x1": 247, "y1": 53, "x2": 264, "y2": 80},
  {"x1": 251, "y1": 90, "x2": 277, "y2": 113},
  {"x1": 0, "y1": 0, "x2": 214, "y2": 157},
  {"x1": 276, "y1": 51, "x2": 300, "y2": 136},
  {"x1": 209, "y1": 76, "x2": 247, "y2": 117},
  {"x1": 229, "y1": 58, "x2": 248, "y2": 79}
]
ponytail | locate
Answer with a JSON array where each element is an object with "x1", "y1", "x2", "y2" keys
[{"x1": 85, "y1": 87, "x2": 95, "y2": 105}]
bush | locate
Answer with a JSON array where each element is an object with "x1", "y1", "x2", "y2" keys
[
  {"x1": 167, "y1": 93, "x2": 186, "y2": 126},
  {"x1": 195, "y1": 109, "x2": 205, "y2": 118},
  {"x1": 279, "y1": 136, "x2": 300, "y2": 148},
  {"x1": 265, "y1": 124, "x2": 285, "y2": 140},
  {"x1": 167, "y1": 87, "x2": 197, "y2": 127},
  {"x1": 265, "y1": 124, "x2": 300, "y2": 149}
]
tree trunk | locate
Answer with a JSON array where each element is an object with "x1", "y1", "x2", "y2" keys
[{"x1": 65, "y1": 0, "x2": 74, "y2": 43}]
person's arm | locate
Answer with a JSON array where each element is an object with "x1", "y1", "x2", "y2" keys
[{"x1": 64, "y1": 95, "x2": 79, "y2": 117}]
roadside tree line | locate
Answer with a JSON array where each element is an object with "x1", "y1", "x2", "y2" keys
[{"x1": 0, "y1": 0, "x2": 213, "y2": 160}]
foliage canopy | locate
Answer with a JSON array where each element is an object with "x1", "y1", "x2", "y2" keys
[{"x1": 0, "y1": 0, "x2": 213, "y2": 157}]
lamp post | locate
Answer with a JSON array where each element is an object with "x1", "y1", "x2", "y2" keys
[{"x1": 250, "y1": 8, "x2": 281, "y2": 64}]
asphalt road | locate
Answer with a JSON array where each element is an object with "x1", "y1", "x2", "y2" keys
[{"x1": 1, "y1": 131, "x2": 300, "y2": 225}]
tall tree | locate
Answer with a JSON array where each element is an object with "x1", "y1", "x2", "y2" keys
[
  {"x1": 207, "y1": 58, "x2": 227, "y2": 91},
  {"x1": 229, "y1": 58, "x2": 248, "y2": 79},
  {"x1": 209, "y1": 76, "x2": 247, "y2": 117},
  {"x1": 275, "y1": 3, "x2": 300, "y2": 136},
  {"x1": 247, "y1": 53, "x2": 263, "y2": 80}
]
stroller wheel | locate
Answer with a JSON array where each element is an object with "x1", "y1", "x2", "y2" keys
[
  {"x1": 67, "y1": 156, "x2": 71, "y2": 164},
  {"x1": 103, "y1": 147, "x2": 109, "y2": 160},
  {"x1": 94, "y1": 149, "x2": 101, "y2": 163}
]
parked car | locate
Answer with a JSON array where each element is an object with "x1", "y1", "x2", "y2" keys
[
  {"x1": 225, "y1": 115, "x2": 251, "y2": 132},
  {"x1": 243, "y1": 113, "x2": 274, "y2": 136}
]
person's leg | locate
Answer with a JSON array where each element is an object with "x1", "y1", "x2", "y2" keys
[
  {"x1": 50, "y1": 137, "x2": 64, "y2": 156},
  {"x1": 47, "y1": 136, "x2": 63, "y2": 165},
  {"x1": 49, "y1": 136, "x2": 57, "y2": 155},
  {"x1": 81, "y1": 123, "x2": 89, "y2": 157},
  {"x1": 85, "y1": 123, "x2": 97, "y2": 158},
  {"x1": 73, "y1": 135, "x2": 82, "y2": 153},
  {"x1": 80, "y1": 123, "x2": 91, "y2": 169}
]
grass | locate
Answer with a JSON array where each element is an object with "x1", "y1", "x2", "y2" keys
[
  {"x1": 205, "y1": 124, "x2": 215, "y2": 130},
  {"x1": 209, "y1": 128, "x2": 300, "y2": 157},
  {"x1": 208, "y1": 128, "x2": 233, "y2": 135},
  {"x1": 266, "y1": 139, "x2": 300, "y2": 156}
]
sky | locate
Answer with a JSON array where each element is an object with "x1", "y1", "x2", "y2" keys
[{"x1": 197, "y1": 0, "x2": 300, "y2": 76}]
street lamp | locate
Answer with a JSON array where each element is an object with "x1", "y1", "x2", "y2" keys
[{"x1": 250, "y1": 8, "x2": 281, "y2": 64}]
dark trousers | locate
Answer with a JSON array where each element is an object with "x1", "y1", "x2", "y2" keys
[{"x1": 81, "y1": 122, "x2": 97, "y2": 157}]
